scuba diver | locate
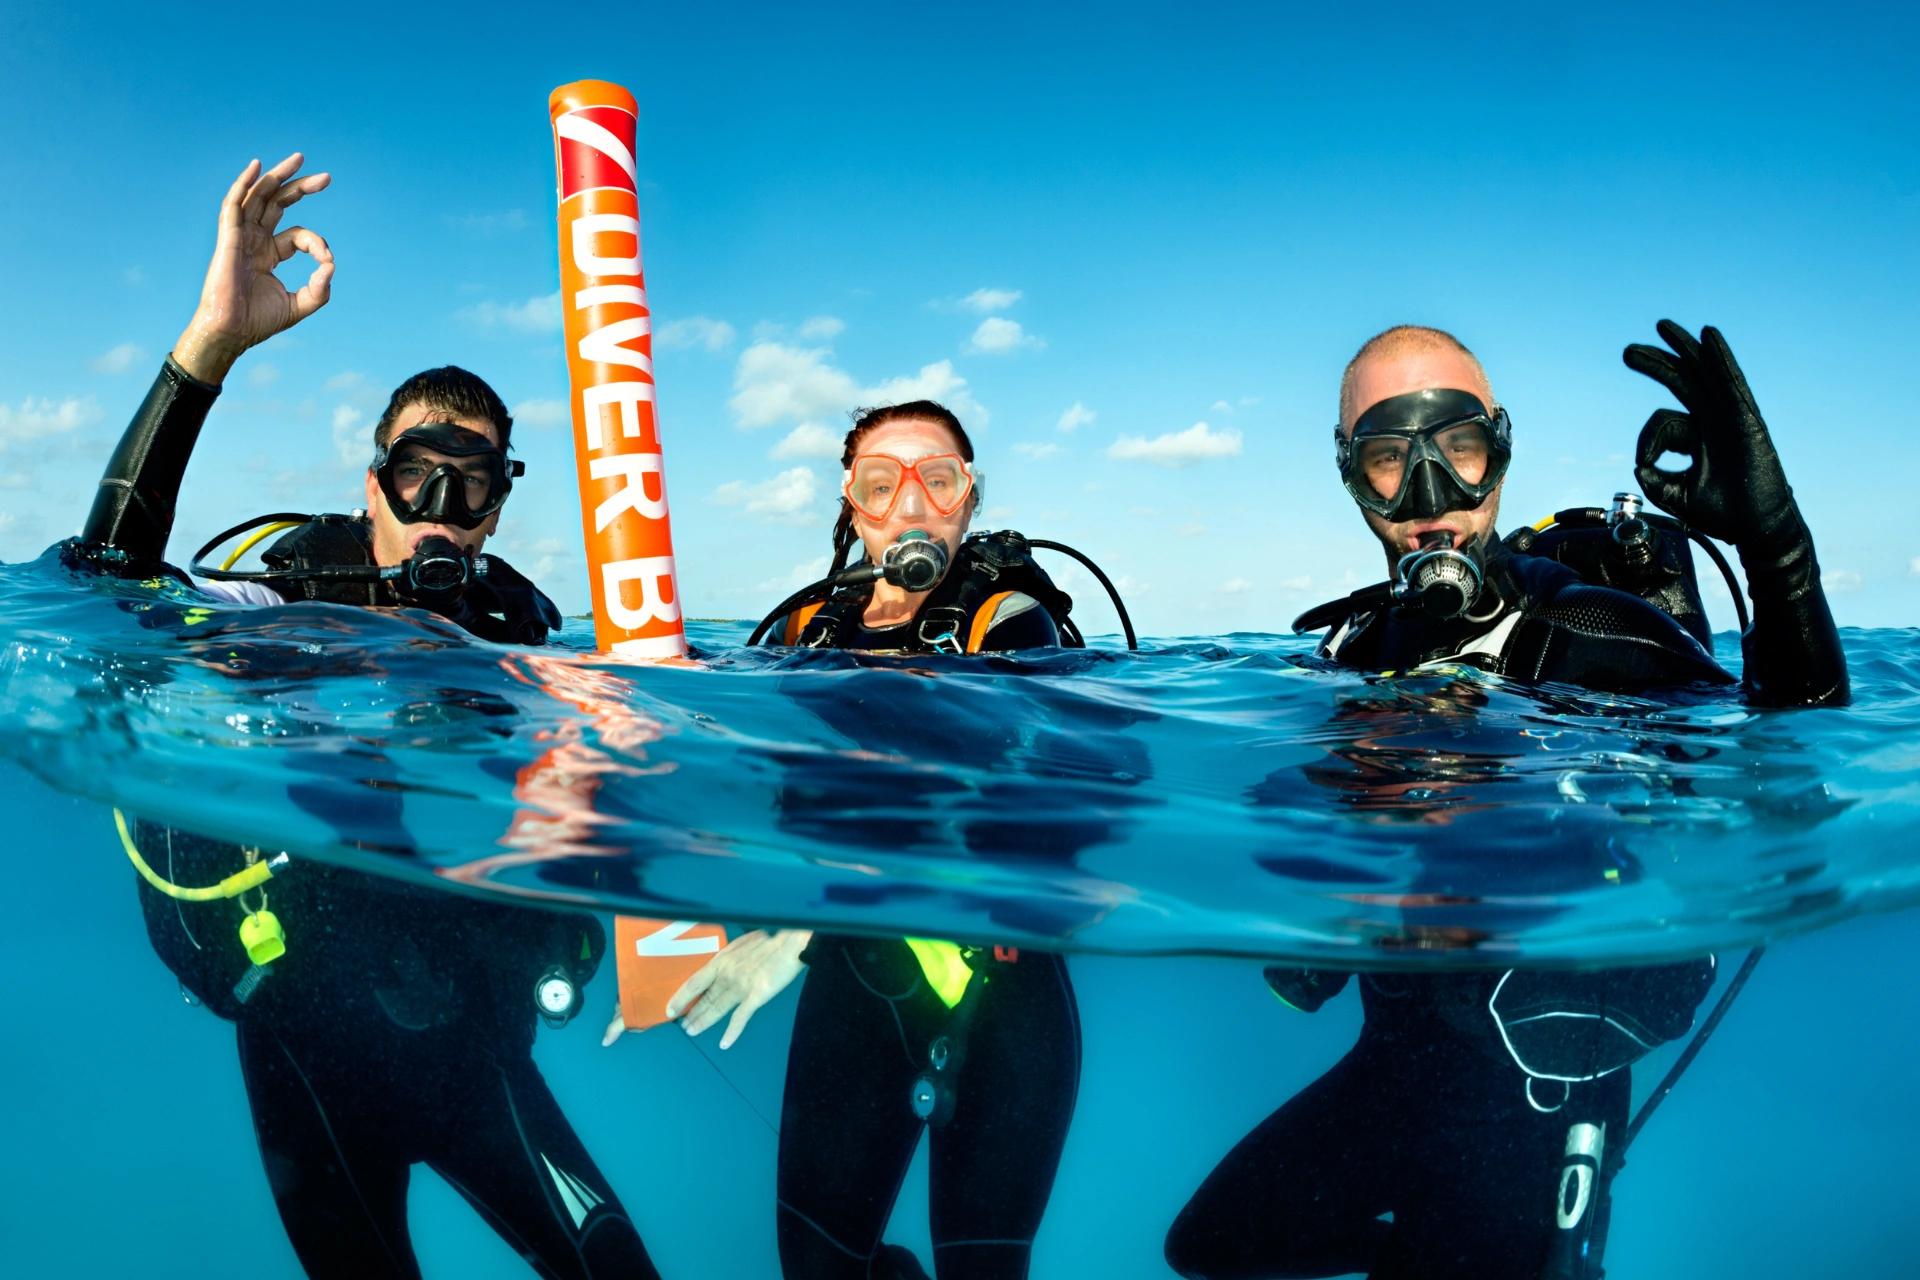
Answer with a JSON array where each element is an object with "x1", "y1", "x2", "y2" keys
[
  {"x1": 66, "y1": 154, "x2": 658, "y2": 1279},
  {"x1": 608, "y1": 400, "x2": 1134, "y2": 1279},
  {"x1": 1164, "y1": 323, "x2": 1850, "y2": 1280}
]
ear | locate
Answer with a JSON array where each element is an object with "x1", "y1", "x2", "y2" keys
[{"x1": 363, "y1": 467, "x2": 380, "y2": 509}]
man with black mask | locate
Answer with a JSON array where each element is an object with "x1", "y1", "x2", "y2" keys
[
  {"x1": 68, "y1": 154, "x2": 659, "y2": 1279},
  {"x1": 1164, "y1": 323, "x2": 1848, "y2": 1279}
]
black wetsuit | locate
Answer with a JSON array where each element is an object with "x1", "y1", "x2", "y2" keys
[
  {"x1": 79, "y1": 360, "x2": 659, "y2": 1280},
  {"x1": 1167, "y1": 538, "x2": 1839, "y2": 1280},
  {"x1": 770, "y1": 597, "x2": 1083, "y2": 1280}
]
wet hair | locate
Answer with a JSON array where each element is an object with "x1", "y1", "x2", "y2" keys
[
  {"x1": 372, "y1": 366, "x2": 514, "y2": 453},
  {"x1": 828, "y1": 399, "x2": 975, "y2": 572},
  {"x1": 1338, "y1": 325, "x2": 1494, "y2": 427}
]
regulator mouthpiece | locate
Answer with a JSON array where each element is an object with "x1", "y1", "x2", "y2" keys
[
  {"x1": 390, "y1": 536, "x2": 484, "y2": 601},
  {"x1": 882, "y1": 530, "x2": 949, "y2": 592},
  {"x1": 1393, "y1": 530, "x2": 1483, "y2": 618}
]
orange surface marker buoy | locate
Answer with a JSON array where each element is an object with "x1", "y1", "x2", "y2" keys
[
  {"x1": 550, "y1": 79, "x2": 686, "y2": 660},
  {"x1": 550, "y1": 80, "x2": 723, "y2": 1030}
]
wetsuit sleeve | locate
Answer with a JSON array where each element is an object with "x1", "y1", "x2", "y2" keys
[
  {"x1": 977, "y1": 592, "x2": 1060, "y2": 651},
  {"x1": 1506, "y1": 583, "x2": 1736, "y2": 694},
  {"x1": 1736, "y1": 510, "x2": 1849, "y2": 708},
  {"x1": 76, "y1": 358, "x2": 221, "y2": 570}
]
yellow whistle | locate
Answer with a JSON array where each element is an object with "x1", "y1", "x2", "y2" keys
[{"x1": 240, "y1": 910, "x2": 287, "y2": 965}]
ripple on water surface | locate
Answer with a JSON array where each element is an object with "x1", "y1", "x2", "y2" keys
[{"x1": 2, "y1": 550, "x2": 1915, "y2": 966}]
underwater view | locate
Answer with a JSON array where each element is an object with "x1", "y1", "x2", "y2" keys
[{"x1": 2, "y1": 585, "x2": 1916, "y2": 1277}]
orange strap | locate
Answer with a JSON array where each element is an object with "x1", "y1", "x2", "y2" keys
[
  {"x1": 966, "y1": 591, "x2": 1016, "y2": 654},
  {"x1": 782, "y1": 602, "x2": 825, "y2": 646}
]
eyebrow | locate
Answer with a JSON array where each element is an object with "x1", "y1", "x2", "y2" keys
[{"x1": 395, "y1": 445, "x2": 491, "y2": 472}]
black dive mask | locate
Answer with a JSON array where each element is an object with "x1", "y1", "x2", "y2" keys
[
  {"x1": 1337, "y1": 389, "x2": 1512, "y2": 522},
  {"x1": 373, "y1": 422, "x2": 523, "y2": 530}
]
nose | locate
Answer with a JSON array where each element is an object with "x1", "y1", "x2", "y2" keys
[{"x1": 896, "y1": 479, "x2": 928, "y2": 519}]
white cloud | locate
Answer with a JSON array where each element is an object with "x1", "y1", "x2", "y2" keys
[
  {"x1": 1219, "y1": 578, "x2": 1252, "y2": 595},
  {"x1": 331, "y1": 405, "x2": 367, "y2": 467},
  {"x1": 1107, "y1": 421, "x2": 1244, "y2": 468},
  {"x1": 797, "y1": 315, "x2": 845, "y2": 340},
  {"x1": 656, "y1": 316, "x2": 737, "y2": 352},
  {"x1": 756, "y1": 557, "x2": 831, "y2": 594},
  {"x1": 458, "y1": 291, "x2": 562, "y2": 334},
  {"x1": 1176, "y1": 522, "x2": 1209, "y2": 538},
  {"x1": 1910, "y1": 556, "x2": 1920, "y2": 577},
  {"x1": 0, "y1": 396, "x2": 100, "y2": 448},
  {"x1": 864, "y1": 359, "x2": 985, "y2": 423},
  {"x1": 247, "y1": 362, "x2": 280, "y2": 389},
  {"x1": 123, "y1": 266, "x2": 148, "y2": 287},
  {"x1": 1210, "y1": 399, "x2": 1234, "y2": 415},
  {"x1": 730, "y1": 344, "x2": 863, "y2": 429},
  {"x1": 712, "y1": 467, "x2": 821, "y2": 524},
  {"x1": 1057, "y1": 402, "x2": 1096, "y2": 433},
  {"x1": 325, "y1": 370, "x2": 366, "y2": 393},
  {"x1": 1823, "y1": 568, "x2": 1863, "y2": 593},
  {"x1": 1013, "y1": 441, "x2": 1062, "y2": 460},
  {"x1": 772, "y1": 422, "x2": 844, "y2": 460},
  {"x1": 0, "y1": 471, "x2": 29, "y2": 489},
  {"x1": 731, "y1": 344, "x2": 985, "y2": 430},
  {"x1": 512, "y1": 398, "x2": 570, "y2": 430},
  {"x1": 90, "y1": 342, "x2": 145, "y2": 374},
  {"x1": 966, "y1": 316, "x2": 1043, "y2": 355},
  {"x1": 1277, "y1": 575, "x2": 1313, "y2": 592},
  {"x1": 959, "y1": 288, "x2": 1022, "y2": 314}
]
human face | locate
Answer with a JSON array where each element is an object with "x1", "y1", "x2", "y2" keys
[
  {"x1": 1341, "y1": 349, "x2": 1503, "y2": 566},
  {"x1": 847, "y1": 418, "x2": 975, "y2": 571},
  {"x1": 364, "y1": 403, "x2": 504, "y2": 568}
]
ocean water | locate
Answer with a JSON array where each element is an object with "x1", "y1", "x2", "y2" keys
[{"x1": 0, "y1": 552, "x2": 1915, "y2": 1277}]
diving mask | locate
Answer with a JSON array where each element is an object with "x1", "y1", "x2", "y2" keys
[
  {"x1": 1337, "y1": 389, "x2": 1511, "y2": 522},
  {"x1": 373, "y1": 422, "x2": 524, "y2": 530},
  {"x1": 844, "y1": 452, "x2": 976, "y2": 522}
]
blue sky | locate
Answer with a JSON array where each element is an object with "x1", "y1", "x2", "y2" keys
[{"x1": 1, "y1": 2, "x2": 1914, "y2": 634}]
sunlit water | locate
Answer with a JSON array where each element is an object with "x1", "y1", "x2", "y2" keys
[{"x1": 1, "y1": 549, "x2": 1915, "y2": 1276}]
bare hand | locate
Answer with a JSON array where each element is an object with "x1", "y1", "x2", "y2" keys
[
  {"x1": 672, "y1": 929, "x2": 811, "y2": 1050},
  {"x1": 173, "y1": 153, "x2": 334, "y2": 383}
]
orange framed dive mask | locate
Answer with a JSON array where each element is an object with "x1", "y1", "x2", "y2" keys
[{"x1": 842, "y1": 452, "x2": 976, "y2": 522}]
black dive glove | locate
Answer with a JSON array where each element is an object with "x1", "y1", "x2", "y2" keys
[
  {"x1": 1624, "y1": 321, "x2": 1801, "y2": 559},
  {"x1": 1624, "y1": 321, "x2": 1848, "y2": 707}
]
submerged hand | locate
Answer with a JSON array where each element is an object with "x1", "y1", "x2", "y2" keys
[
  {"x1": 671, "y1": 929, "x2": 811, "y2": 1050},
  {"x1": 1622, "y1": 320, "x2": 1800, "y2": 556},
  {"x1": 173, "y1": 153, "x2": 334, "y2": 383}
]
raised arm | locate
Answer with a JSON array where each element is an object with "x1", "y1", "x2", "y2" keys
[
  {"x1": 77, "y1": 154, "x2": 333, "y2": 568},
  {"x1": 1624, "y1": 320, "x2": 1849, "y2": 708}
]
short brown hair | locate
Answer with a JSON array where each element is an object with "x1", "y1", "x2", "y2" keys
[{"x1": 372, "y1": 366, "x2": 514, "y2": 452}]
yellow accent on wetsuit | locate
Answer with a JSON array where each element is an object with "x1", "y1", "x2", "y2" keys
[{"x1": 904, "y1": 937, "x2": 973, "y2": 1008}]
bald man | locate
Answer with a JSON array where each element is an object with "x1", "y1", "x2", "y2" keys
[{"x1": 1165, "y1": 322, "x2": 1848, "y2": 1279}]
